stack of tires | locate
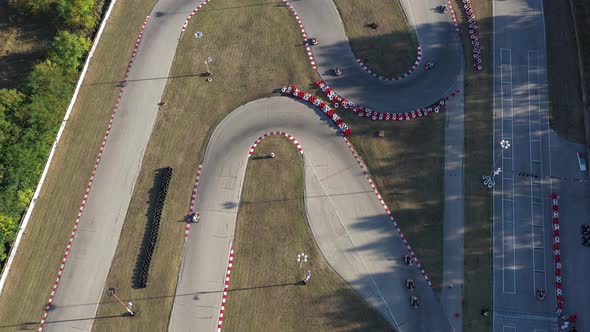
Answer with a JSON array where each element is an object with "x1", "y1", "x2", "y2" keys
[
  {"x1": 462, "y1": 0, "x2": 483, "y2": 71},
  {"x1": 314, "y1": 81, "x2": 446, "y2": 121},
  {"x1": 281, "y1": 85, "x2": 352, "y2": 136},
  {"x1": 134, "y1": 167, "x2": 173, "y2": 288},
  {"x1": 551, "y1": 193, "x2": 565, "y2": 315}
]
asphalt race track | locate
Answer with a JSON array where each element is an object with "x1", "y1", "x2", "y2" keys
[
  {"x1": 492, "y1": 0, "x2": 590, "y2": 331},
  {"x1": 25, "y1": 0, "x2": 467, "y2": 331},
  {"x1": 168, "y1": 97, "x2": 452, "y2": 332},
  {"x1": 288, "y1": 0, "x2": 463, "y2": 112}
]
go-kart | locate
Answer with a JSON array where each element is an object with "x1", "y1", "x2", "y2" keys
[
  {"x1": 439, "y1": 5, "x2": 447, "y2": 13},
  {"x1": 582, "y1": 235, "x2": 590, "y2": 247},
  {"x1": 403, "y1": 254, "x2": 413, "y2": 265},
  {"x1": 410, "y1": 296, "x2": 420, "y2": 308},
  {"x1": 536, "y1": 288, "x2": 545, "y2": 301},
  {"x1": 188, "y1": 212, "x2": 200, "y2": 223},
  {"x1": 309, "y1": 37, "x2": 318, "y2": 46},
  {"x1": 406, "y1": 279, "x2": 416, "y2": 291},
  {"x1": 425, "y1": 61, "x2": 435, "y2": 70},
  {"x1": 581, "y1": 224, "x2": 590, "y2": 236},
  {"x1": 332, "y1": 67, "x2": 342, "y2": 76}
]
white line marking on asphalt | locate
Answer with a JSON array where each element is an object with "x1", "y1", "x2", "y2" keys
[
  {"x1": 500, "y1": 47, "x2": 516, "y2": 294},
  {"x1": 305, "y1": 159, "x2": 400, "y2": 329},
  {"x1": 502, "y1": 325, "x2": 516, "y2": 332},
  {"x1": 528, "y1": 49, "x2": 548, "y2": 292}
]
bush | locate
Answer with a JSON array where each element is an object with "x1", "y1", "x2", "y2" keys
[
  {"x1": 57, "y1": 0, "x2": 97, "y2": 31},
  {"x1": 48, "y1": 31, "x2": 92, "y2": 73},
  {"x1": 1, "y1": 0, "x2": 99, "y2": 270}
]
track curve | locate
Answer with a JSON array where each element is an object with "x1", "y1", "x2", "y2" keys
[
  {"x1": 286, "y1": 0, "x2": 463, "y2": 112},
  {"x1": 169, "y1": 97, "x2": 452, "y2": 332},
  {"x1": 31, "y1": 0, "x2": 463, "y2": 330}
]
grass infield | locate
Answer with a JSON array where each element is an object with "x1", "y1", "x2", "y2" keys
[
  {"x1": 332, "y1": 0, "x2": 418, "y2": 78},
  {"x1": 222, "y1": 136, "x2": 394, "y2": 331},
  {"x1": 450, "y1": 0, "x2": 493, "y2": 330}
]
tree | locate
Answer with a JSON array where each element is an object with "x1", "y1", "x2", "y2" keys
[
  {"x1": 48, "y1": 31, "x2": 91, "y2": 73},
  {"x1": 57, "y1": 0, "x2": 97, "y2": 31}
]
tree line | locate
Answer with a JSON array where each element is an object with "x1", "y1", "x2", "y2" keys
[{"x1": 0, "y1": 0, "x2": 100, "y2": 266}]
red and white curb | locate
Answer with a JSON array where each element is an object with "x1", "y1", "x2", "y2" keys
[
  {"x1": 282, "y1": 0, "x2": 318, "y2": 71},
  {"x1": 447, "y1": 0, "x2": 460, "y2": 33},
  {"x1": 184, "y1": 164, "x2": 203, "y2": 239},
  {"x1": 356, "y1": 46, "x2": 423, "y2": 81},
  {"x1": 37, "y1": 15, "x2": 150, "y2": 332},
  {"x1": 343, "y1": 137, "x2": 433, "y2": 287},
  {"x1": 217, "y1": 247, "x2": 234, "y2": 332},
  {"x1": 181, "y1": 0, "x2": 211, "y2": 32},
  {"x1": 248, "y1": 132, "x2": 304, "y2": 157},
  {"x1": 551, "y1": 193, "x2": 565, "y2": 315},
  {"x1": 460, "y1": 0, "x2": 483, "y2": 70},
  {"x1": 316, "y1": 80, "x2": 460, "y2": 122}
]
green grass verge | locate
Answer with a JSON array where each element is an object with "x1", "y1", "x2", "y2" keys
[
  {"x1": 450, "y1": 0, "x2": 493, "y2": 330},
  {"x1": 544, "y1": 0, "x2": 585, "y2": 143},
  {"x1": 222, "y1": 136, "x2": 394, "y2": 331},
  {"x1": 332, "y1": 0, "x2": 418, "y2": 78},
  {"x1": 343, "y1": 113, "x2": 446, "y2": 291}
]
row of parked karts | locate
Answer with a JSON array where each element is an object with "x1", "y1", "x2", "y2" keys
[{"x1": 403, "y1": 254, "x2": 420, "y2": 309}]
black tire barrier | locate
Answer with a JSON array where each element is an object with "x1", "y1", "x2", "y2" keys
[{"x1": 133, "y1": 167, "x2": 173, "y2": 289}]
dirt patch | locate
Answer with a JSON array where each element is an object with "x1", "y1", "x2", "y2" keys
[{"x1": 0, "y1": 1, "x2": 56, "y2": 89}]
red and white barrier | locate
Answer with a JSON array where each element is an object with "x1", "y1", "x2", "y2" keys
[
  {"x1": 181, "y1": 0, "x2": 212, "y2": 32},
  {"x1": 282, "y1": 0, "x2": 318, "y2": 71},
  {"x1": 315, "y1": 80, "x2": 460, "y2": 121},
  {"x1": 184, "y1": 164, "x2": 203, "y2": 239},
  {"x1": 248, "y1": 132, "x2": 304, "y2": 157},
  {"x1": 460, "y1": 0, "x2": 483, "y2": 71},
  {"x1": 37, "y1": 15, "x2": 151, "y2": 332},
  {"x1": 343, "y1": 137, "x2": 434, "y2": 287},
  {"x1": 217, "y1": 247, "x2": 234, "y2": 332},
  {"x1": 552, "y1": 193, "x2": 565, "y2": 315},
  {"x1": 356, "y1": 45, "x2": 423, "y2": 81},
  {"x1": 447, "y1": 0, "x2": 461, "y2": 33},
  {"x1": 281, "y1": 85, "x2": 352, "y2": 136}
]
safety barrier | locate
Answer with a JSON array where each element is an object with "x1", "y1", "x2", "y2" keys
[
  {"x1": 460, "y1": 0, "x2": 483, "y2": 70},
  {"x1": 356, "y1": 45, "x2": 423, "y2": 81},
  {"x1": 315, "y1": 80, "x2": 460, "y2": 121},
  {"x1": 181, "y1": 0, "x2": 212, "y2": 32},
  {"x1": 134, "y1": 167, "x2": 173, "y2": 289},
  {"x1": 281, "y1": 85, "x2": 352, "y2": 136},
  {"x1": 282, "y1": 0, "x2": 318, "y2": 71},
  {"x1": 552, "y1": 192, "x2": 565, "y2": 315},
  {"x1": 217, "y1": 246, "x2": 234, "y2": 332},
  {"x1": 37, "y1": 15, "x2": 151, "y2": 332}
]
